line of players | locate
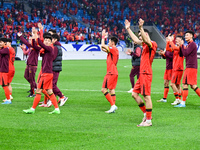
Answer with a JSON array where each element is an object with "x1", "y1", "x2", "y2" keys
[
  {"x1": 1, "y1": 18, "x2": 199, "y2": 125},
  {"x1": 157, "y1": 31, "x2": 200, "y2": 108},
  {"x1": 101, "y1": 18, "x2": 200, "y2": 127},
  {"x1": 0, "y1": 23, "x2": 68, "y2": 114}
]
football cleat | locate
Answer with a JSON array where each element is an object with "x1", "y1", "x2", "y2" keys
[
  {"x1": 171, "y1": 99, "x2": 181, "y2": 105},
  {"x1": 60, "y1": 96, "x2": 68, "y2": 106},
  {"x1": 174, "y1": 103, "x2": 186, "y2": 107},
  {"x1": 137, "y1": 121, "x2": 152, "y2": 127},
  {"x1": 105, "y1": 105, "x2": 118, "y2": 113},
  {"x1": 23, "y1": 108, "x2": 35, "y2": 114},
  {"x1": 2, "y1": 100, "x2": 12, "y2": 104},
  {"x1": 49, "y1": 109, "x2": 60, "y2": 114},
  {"x1": 157, "y1": 98, "x2": 167, "y2": 102}
]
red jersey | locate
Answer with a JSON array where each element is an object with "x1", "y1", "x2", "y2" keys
[
  {"x1": 8, "y1": 46, "x2": 15, "y2": 71},
  {"x1": 106, "y1": 47, "x2": 119, "y2": 75},
  {"x1": 166, "y1": 41, "x2": 184, "y2": 71},
  {"x1": 140, "y1": 41, "x2": 157, "y2": 75}
]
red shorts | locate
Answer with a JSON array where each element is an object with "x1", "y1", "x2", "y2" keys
[
  {"x1": 182, "y1": 68, "x2": 197, "y2": 85},
  {"x1": 163, "y1": 69, "x2": 172, "y2": 80},
  {"x1": 133, "y1": 73, "x2": 152, "y2": 96},
  {"x1": 102, "y1": 74, "x2": 118, "y2": 90},
  {"x1": 8, "y1": 70, "x2": 15, "y2": 83},
  {"x1": 37, "y1": 73, "x2": 53, "y2": 90},
  {"x1": 0, "y1": 73, "x2": 8, "y2": 86},
  {"x1": 171, "y1": 70, "x2": 183, "y2": 85}
]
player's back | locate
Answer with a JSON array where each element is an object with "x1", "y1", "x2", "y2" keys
[
  {"x1": 140, "y1": 41, "x2": 157, "y2": 75},
  {"x1": 106, "y1": 46, "x2": 119, "y2": 75}
]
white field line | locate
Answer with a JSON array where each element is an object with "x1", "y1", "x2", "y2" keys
[{"x1": 11, "y1": 83, "x2": 198, "y2": 95}]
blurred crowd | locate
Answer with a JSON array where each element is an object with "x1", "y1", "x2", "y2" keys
[{"x1": 0, "y1": 0, "x2": 199, "y2": 46}]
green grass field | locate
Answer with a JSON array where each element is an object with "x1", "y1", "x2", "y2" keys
[{"x1": 0, "y1": 59, "x2": 200, "y2": 150}]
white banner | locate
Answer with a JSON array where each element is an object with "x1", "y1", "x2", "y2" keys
[{"x1": 16, "y1": 44, "x2": 128, "y2": 60}]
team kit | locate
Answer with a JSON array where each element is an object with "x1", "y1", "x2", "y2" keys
[{"x1": 0, "y1": 19, "x2": 198, "y2": 127}]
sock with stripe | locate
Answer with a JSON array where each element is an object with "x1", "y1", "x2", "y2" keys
[
  {"x1": 111, "y1": 94, "x2": 116, "y2": 104},
  {"x1": 194, "y1": 87, "x2": 200, "y2": 97},
  {"x1": 104, "y1": 92, "x2": 114, "y2": 106},
  {"x1": 173, "y1": 92, "x2": 179, "y2": 99},
  {"x1": 182, "y1": 88, "x2": 188, "y2": 101},
  {"x1": 163, "y1": 86, "x2": 169, "y2": 99},
  {"x1": 138, "y1": 103, "x2": 146, "y2": 113},
  {"x1": 146, "y1": 109, "x2": 152, "y2": 122}
]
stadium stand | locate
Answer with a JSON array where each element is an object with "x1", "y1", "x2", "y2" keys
[{"x1": 0, "y1": 0, "x2": 199, "y2": 46}]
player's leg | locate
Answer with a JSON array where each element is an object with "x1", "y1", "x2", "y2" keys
[
  {"x1": 190, "y1": 84, "x2": 200, "y2": 97},
  {"x1": 170, "y1": 82, "x2": 180, "y2": 105},
  {"x1": 157, "y1": 69, "x2": 169, "y2": 102},
  {"x1": 53, "y1": 71, "x2": 68, "y2": 106},
  {"x1": 24, "y1": 65, "x2": 31, "y2": 92},
  {"x1": 23, "y1": 88, "x2": 43, "y2": 113},
  {"x1": 128, "y1": 67, "x2": 135, "y2": 93},
  {"x1": 137, "y1": 74, "x2": 152, "y2": 127},
  {"x1": 1, "y1": 73, "x2": 11, "y2": 104},
  {"x1": 46, "y1": 89, "x2": 60, "y2": 114},
  {"x1": 44, "y1": 73, "x2": 60, "y2": 114},
  {"x1": 129, "y1": 66, "x2": 140, "y2": 93},
  {"x1": 102, "y1": 75, "x2": 115, "y2": 107},
  {"x1": 174, "y1": 84, "x2": 187, "y2": 107},
  {"x1": 27, "y1": 66, "x2": 37, "y2": 97}
]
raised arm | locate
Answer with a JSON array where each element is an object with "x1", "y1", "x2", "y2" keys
[
  {"x1": 125, "y1": 19, "x2": 142, "y2": 45},
  {"x1": 18, "y1": 32, "x2": 32, "y2": 48},
  {"x1": 138, "y1": 18, "x2": 151, "y2": 47},
  {"x1": 38, "y1": 22, "x2": 44, "y2": 41},
  {"x1": 38, "y1": 38, "x2": 52, "y2": 52},
  {"x1": 101, "y1": 29, "x2": 109, "y2": 53}
]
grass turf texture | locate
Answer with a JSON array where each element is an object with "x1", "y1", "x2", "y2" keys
[{"x1": 0, "y1": 59, "x2": 200, "y2": 150}]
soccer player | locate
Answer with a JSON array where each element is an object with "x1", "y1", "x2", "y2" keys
[
  {"x1": 101, "y1": 29, "x2": 119, "y2": 113},
  {"x1": 166, "y1": 35, "x2": 184, "y2": 105},
  {"x1": 5, "y1": 38, "x2": 15, "y2": 101},
  {"x1": 175, "y1": 30, "x2": 200, "y2": 107},
  {"x1": 51, "y1": 33, "x2": 68, "y2": 106},
  {"x1": 0, "y1": 38, "x2": 12, "y2": 104},
  {"x1": 125, "y1": 19, "x2": 157, "y2": 127},
  {"x1": 18, "y1": 27, "x2": 39, "y2": 97},
  {"x1": 23, "y1": 32, "x2": 60, "y2": 114},
  {"x1": 157, "y1": 41, "x2": 173, "y2": 102},
  {"x1": 126, "y1": 43, "x2": 142, "y2": 93},
  {"x1": 38, "y1": 24, "x2": 68, "y2": 107}
]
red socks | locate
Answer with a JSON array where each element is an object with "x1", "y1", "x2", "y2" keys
[
  {"x1": 49, "y1": 93, "x2": 59, "y2": 108},
  {"x1": 32, "y1": 94, "x2": 41, "y2": 109},
  {"x1": 163, "y1": 87, "x2": 169, "y2": 99},
  {"x1": 104, "y1": 92, "x2": 114, "y2": 106},
  {"x1": 182, "y1": 88, "x2": 188, "y2": 101},
  {"x1": 3, "y1": 86, "x2": 10, "y2": 100},
  {"x1": 111, "y1": 94, "x2": 116, "y2": 104},
  {"x1": 138, "y1": 103, "x2": 146, "y2": 113}
]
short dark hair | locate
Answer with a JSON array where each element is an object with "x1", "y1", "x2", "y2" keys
[
  {"x1": 176, "y1": 36, "x2": 184, "y2": 41},
  {"x1": 138, "y1": 29, "x2": 150, "y2": 35},
  {"x1": 185, "y1": 30, "x2": 194, "y2": 37},
  {"x1": 43, "y1": 32, "x2": 52, "y2": 41},
  {"x1": 52, "y1": 34, "x2": 60, "y2": 41},
  {"x1": 0, "y1": 37, "x2": 7, "y2": 43},
  {"x1": 6, "y1": 38, "x2": 12, "y2": 43},
  {"x1": 48, "y1": 29, "x2": 57, "y2": 34},
  {"x1": 110, "y1": 36, "x2": 118, "y2": 45}
]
